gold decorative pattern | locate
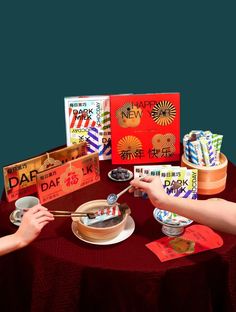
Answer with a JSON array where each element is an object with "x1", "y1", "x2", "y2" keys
[
  {"x1": 117, "y1": 135, "x2": 142, "y2": 160},
  {"x1": 39, "y1": 158, "x2": 62, "y2": 171},
  {"x1": 152, "y1": 133, "x2": 176, "y2": 157},
  {"x1": 169, "y1": 237, "x2": 195, "y2": 253},
  {"x1": 151, "y1": 100, "x2": 176, "y2": 126}
]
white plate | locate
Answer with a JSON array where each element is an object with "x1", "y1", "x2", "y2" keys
[
  {"x1": 108, "y1": 169, "x2": 133, "y2": 182},
  {"x1": 9, "y1": 211, "x2": 21, "y2": 227},
  {"x1": 71, "y1": 216, "x2": 135, "y2": 245}
]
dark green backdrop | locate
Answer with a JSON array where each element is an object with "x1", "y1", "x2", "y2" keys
[{"x1": 0, "y1": 2, "x2": 235, "y2": 193}]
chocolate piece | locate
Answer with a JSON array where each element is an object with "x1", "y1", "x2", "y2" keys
[{"x1": 110, "y1": 167, "x2": 131, "y2": 180}]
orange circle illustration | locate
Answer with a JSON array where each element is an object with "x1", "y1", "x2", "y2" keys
[{"x1": 117, "y1": 135, "x2": 142, "y2": 159}]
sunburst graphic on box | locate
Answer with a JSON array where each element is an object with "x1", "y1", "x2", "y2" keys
[
  {"x1": 151, "y1": 100, "x2": 176, "y2": 126},
  {"x1": 117, "y1": 135, "x2": 142, "y2": 160}
]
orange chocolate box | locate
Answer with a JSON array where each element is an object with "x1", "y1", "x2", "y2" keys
[
  {"x1": 37, "y1": 152, "x2": 100, "y2": 204},
  {"x1": 3, "y1": 143, "x2": 87, "y2": 202}
]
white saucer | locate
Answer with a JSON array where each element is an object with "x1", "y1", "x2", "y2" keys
[
  {"x1": 108, "y1": 169, "x2": 133, "y2": 182},
  {"x1": 9, "y1": 211, "x2": 21, "y2": 227},
  {"x1": 71, "y1": 216, "x2": 135, "y2": 245}
]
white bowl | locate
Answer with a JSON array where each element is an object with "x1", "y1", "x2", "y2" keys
[
  {"x1": 153, "y1": 208, "x2": 193, "y2": 237},
  {"x1": 72, "y1": 199, "x2": 130, "y2": 242}
]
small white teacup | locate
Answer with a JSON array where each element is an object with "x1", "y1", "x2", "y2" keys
[{"x1": 13, "y1": 196, "x2": 40, "y2": 223}]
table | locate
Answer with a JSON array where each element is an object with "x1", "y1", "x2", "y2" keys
[{"x1": 1, "y1": 159, "x2": 236, "y2": 312}]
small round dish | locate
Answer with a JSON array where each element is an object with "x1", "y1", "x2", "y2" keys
[
  {"x1": 153, "y1": 208, "x2": 193, "y2": 237},
  {"x1": 108, "y1": 169, "x2": 133, "y2": 182},
  {"x1": 9, "y1": 211, "x2": 21, "y2": 227},
  {"x1": 71, "y1": 216, "x2": 135, "y2": 245}
]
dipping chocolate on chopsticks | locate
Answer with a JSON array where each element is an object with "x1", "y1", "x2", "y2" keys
[{"x1": 80, "y1": 203, "x2": 131, "y2": 228}]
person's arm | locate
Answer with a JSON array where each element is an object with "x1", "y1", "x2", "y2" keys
[
  {"x1": 130, "y1": 176, "x2": 236, "y2": 235},
  {"x1": 0, "y1": 205, "x2": 54, "y2": 256}
]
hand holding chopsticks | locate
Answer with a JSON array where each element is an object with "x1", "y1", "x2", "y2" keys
[{"x1": 49, "y1": 210, "x2": 96, "y2": 219}]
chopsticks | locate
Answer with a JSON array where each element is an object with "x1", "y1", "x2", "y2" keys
[{"x1": 49, "y1": 210, "x2": 96, "y2": 219}]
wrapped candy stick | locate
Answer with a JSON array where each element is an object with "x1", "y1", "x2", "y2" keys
[
  {"x1": 183, "y1": 134, "x2": 190, "y2": 161},
  {"x1": 81, "y1": 204, "x2": 121, "y2": 226},
  {"x1": 189, "y1": 141, "x2": 204, "y2": 165},
  {"x1": 184, "y1": 130, "x2": 224, "y2": 167},
  {"x1": 215, "y1": 134, "x2": 223, "y2": 165},
  {"x1": 211, "y1": 134, "x2": 219, "y2": 154},
  {"x1": 203, "y1": 130, "x2": 212, "y2": 139},
  {"x1": 195, "y1": 140, "x2": 205, "y2": 166},
  {"x1": 199, "y1": 137, "x2": 211, "y2": 166},
  {"x1": 206, "y1": 138, "x2": 216, "y2": 166},
  {"x1": 189, "y1": 130, "x2": 204, "y2": 139},
  {"x1": 188, "y1": 141, "x2": 199, "y2": 165}
]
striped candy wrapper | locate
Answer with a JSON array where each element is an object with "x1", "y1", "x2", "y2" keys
[
  {"x1": 194, "y1": 140, "x2": 205, "y2": 166},
  {"x1": 184, "y1": 130, "x2": 223, "y2": 167},
  {"x1": 189, "y1": 130, "x2": 204, "y2": 140},
  {"x1": 206, "y1": 138, "x2": 216, "y2": 166},
  {"x1": 203, "y1": 130, "x2": 212, "y2": 139},
  {"x1": 216, "y1": 134, "x2": 223, "y2": 165},
  {"x1": 211, "y1": 134, "x2": 223, "y2": 165},
  {"x1": 188, "y1": 141, "x2": 200, "y2": 165},
  {"x1": 189, "y1": 130, "x2": 204, "y2": 139},
  {"x1": 199, "y1": 137, "x2": 211, "y2": 166},
  {"x1": 183, "y1": 135, "x2": 190, "y2": 161},
  {"x1": 211, "y1": 134, "x2": 219, "y2": 153}
]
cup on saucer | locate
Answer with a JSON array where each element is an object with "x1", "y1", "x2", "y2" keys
[{"x1": 10, "y1": 196, "x2": 40, "y2": 226}]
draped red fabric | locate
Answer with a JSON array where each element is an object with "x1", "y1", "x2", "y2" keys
[{"x1": 1, "y1": 157, "x2": 236, "y2": 312}]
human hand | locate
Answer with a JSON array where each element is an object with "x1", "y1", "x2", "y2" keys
[
  {"x1": 14, "y1": 204, "x2": 54, "y2": 248},
  {"x1": 129, "y1": 176, "x2": 168, "y2": 208}
]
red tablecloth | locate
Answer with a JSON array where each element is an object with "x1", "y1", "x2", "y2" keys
[{"x1": 1, "y1": 159, "x2": 236, "y2": 312}]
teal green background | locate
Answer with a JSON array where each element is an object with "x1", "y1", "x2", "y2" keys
[{"x1": 0, "y1": 2, "x2": 235, "y2": 194}]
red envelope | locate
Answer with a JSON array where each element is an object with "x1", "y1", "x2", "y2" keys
[{"x1": 146, "y1": 225, "x2": 223, "y2": 262}]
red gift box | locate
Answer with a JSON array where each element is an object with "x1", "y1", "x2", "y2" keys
[{"x1": 110, "y1": 93, "x2": 180, "y2": 164}]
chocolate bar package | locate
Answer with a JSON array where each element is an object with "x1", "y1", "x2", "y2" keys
[
  {"x1": 37, "y1": 152, "x2": 100, "y2": 204},
  {"x1": 157, "y1": 166, "x2": 198, "y2": 225},
  {"x1": 64, "y1": 95, "x2": 111, "y2": 160},
  {"x1": 3, "y1": 142, "x2": 87, "y2": 202},
  {"x1": 133, "y1": 164, "x2": 171, "y2": 197},
  {"x1": 160, "y1": 167, "x2": 198, "y2": 199}
]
